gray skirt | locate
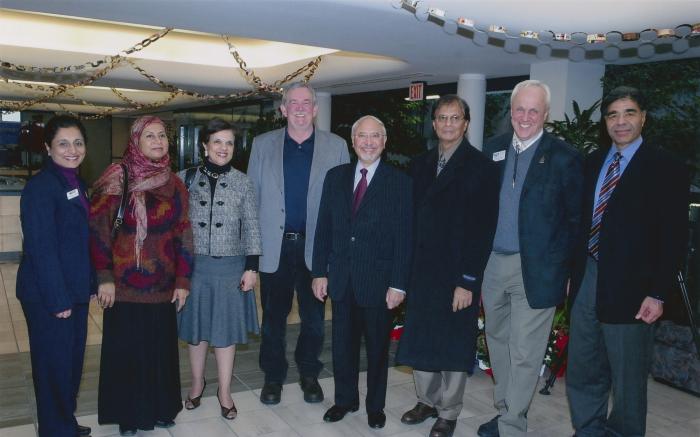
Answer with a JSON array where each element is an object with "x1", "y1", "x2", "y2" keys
[{"x1": 178, "y1": 255, "x2": 259, "y2": 347}]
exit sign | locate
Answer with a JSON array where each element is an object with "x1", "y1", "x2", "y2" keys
[{"x1": 408, "y1": 81, "x2": 425, "y2": 101}]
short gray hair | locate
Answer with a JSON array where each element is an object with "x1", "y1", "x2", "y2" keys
[
  {"x1": 351, "y1": 115, "x2": 386, "y2": 137},
  {"x1": 282, "y1": 82, "x2": 317, "y2": 105},
  {"x1": 511, "y1": 79, "x2": 551, "y2": 111}
]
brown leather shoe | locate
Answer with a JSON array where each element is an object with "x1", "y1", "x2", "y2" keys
[
  {"x1": 400, "y1": 402, "x2": 438, "y2": 425},
  {"x1": 430, "y1": 418, "x2": 457, "y2": 437}
]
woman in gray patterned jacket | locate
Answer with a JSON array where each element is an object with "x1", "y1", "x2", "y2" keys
[{"x1": 177, "y1": 118, "x2": 262, "y2": 420}]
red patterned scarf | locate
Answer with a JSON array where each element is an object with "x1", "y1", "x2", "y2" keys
[{"x1": 93, "y1": 116, "x2": 171, "y2": 267}]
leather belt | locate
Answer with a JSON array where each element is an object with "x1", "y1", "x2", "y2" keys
[{"x1": 283, "y1": 232, "x2": 305, "y2": 241}]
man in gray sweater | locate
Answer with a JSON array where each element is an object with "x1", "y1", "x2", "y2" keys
[{"x1": 479, "y1": 80, "x2": 583, "y2": 437}]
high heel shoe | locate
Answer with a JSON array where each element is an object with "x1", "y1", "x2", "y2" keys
[
  {"x1": 184, "y1": 378, "x2": 206, "y2": 410},
  {"x1": 217, "y1": 388, "x2": 237, "y2": 420}
]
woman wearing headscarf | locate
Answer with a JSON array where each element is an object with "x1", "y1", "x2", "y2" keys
[
  {"x1": 177, "y1": 118, "x2": 262, "y2": 420},
  {"x1": 17, "y1": 115, "x2": 93, "y2": 437},
  {"x1": 90, "y1": 116, "x2": 193, "y2": 436}
]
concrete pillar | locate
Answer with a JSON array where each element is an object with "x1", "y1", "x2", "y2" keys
[
  {"x1": 457, "y1": 73, "x2": 486, "y2": 150},
  {"x1": 530, "y1": 60, "x2": 605, "y2": 122},
  {"x1": 315, "y1": 91, "x2": 332, "y2": 131}
]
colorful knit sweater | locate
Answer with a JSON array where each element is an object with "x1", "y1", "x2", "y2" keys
[{"x1": 89, "y1": 174, "x2": 194, "y2": 303}]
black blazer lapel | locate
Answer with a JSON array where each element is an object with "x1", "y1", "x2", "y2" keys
[
  {"x1": 520, "y1": 134, "x2": 552, "y2": 195},
  {"x1": 48, "y1": 162, "x2": 88, "y2": 218},
  {"x1": 342, "y1": 163, "x2": 355, "y2": 216},
  {"x1": 606, "y1": 142, "x2": 649, "y2": 208},
  {"x1": 423, "y1": 141, "x2": 468, "y2": 202},
  {"x1": 484, "y1": 133, "x2": 509, "y2": 185},
  {"x1": 584, "y1": 147, "x2": 608, "y2": 214}
]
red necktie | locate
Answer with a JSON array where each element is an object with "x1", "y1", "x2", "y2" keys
[{"x1": 352, "y1": 168, "x2": 368, "y2": 216}]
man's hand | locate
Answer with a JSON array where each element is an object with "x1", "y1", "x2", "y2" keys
[
  {"x1": 98, "y1": 282, "x2": 116, "y2": 309},
  {"x1": 635, "y1": 296, "x2": 663, "y2": 324},
  {"x1": 312, "y1": 277, "x2": 328, "y2": 302},
  {"x1": 386, "y1": 288, "x2": 405, "y2": 309},
  {"x1": 452, "y1": 286, "x2": 473, "y2": 312},
  {"x1": 54, "y1": 309, "x2": 72, "y2": 318},
  {"x1": 172, "y1": 288, "x2": 189, "y2": 312}
]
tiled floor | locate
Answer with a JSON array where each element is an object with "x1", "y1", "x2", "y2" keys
[
  {"x1": 3, "y1": 366, "x2": 700, "y2": 437},
  {"x1": 1, "y1": 260, "x2": 700, "y2": 436}
]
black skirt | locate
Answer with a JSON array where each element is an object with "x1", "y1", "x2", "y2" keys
[{"x1": 98, "y1": 301, "x2": 182, "y2": 429}]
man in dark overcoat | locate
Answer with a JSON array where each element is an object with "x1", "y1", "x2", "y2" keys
[{"x1": 397, "y1": 95, "x2": 499, "y2": 437}]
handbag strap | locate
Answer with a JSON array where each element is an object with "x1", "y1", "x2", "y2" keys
[
  {"x1": 111, "y1": 163, "x2": 129, "y2": 239},
  {"x1": 184, "y1": 166, "x2": 199, "y2": 191}
]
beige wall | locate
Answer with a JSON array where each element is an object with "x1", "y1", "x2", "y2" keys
[
  {"x1": 111, "y1": 117, "x2": 131, "y2": 161},
  {"x1": 0, "y1": 196, "x2": 21, "y2": 255},
  {"x1": 80, "y1": 118, "x2": 112, "y2": 186}
]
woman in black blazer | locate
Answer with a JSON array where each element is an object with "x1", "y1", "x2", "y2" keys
[{"x1": 17, "y1": 115, "x2": 93, "y2": 437}]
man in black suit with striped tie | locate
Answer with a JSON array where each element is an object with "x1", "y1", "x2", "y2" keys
[
  {"x1": 312, "y1": 115, "x2": 412, "y2": 429},
  {"x1": 567, "y1": 86, "x2": 690, "y2": 437}
]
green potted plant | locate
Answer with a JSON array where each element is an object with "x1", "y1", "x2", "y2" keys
[{"x1": 545, "y1": 100, "x2": 601, "y2": 153}]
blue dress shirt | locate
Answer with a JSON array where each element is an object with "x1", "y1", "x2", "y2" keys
[{"x1": 593, "y1": 136, "x2": 643, "y2": 211}]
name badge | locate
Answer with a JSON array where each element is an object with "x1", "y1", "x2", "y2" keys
[
  {"x1": 66, "y1": 189, "x2": 79, "y2": 200},
  {"x1": 492, "y1": 150, "x2": 506, "y2": 162}
]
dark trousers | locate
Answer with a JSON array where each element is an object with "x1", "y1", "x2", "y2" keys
[
  {"x1": 259, "y1": 238, "x2": 324, "y2": 383},
  {"x1": 22, "y1": 301, "x2": 88, "y2": 437},
  {"x1": 331, "y1": 287, "x2": 392, "y2": 413},
  {"x1": 567, "y1": 258, "x2": 654, "y2": 437}
]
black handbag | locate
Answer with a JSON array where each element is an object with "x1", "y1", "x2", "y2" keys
[{"x1": 111, "y1": 163, "x2": 129, "y2": 239}]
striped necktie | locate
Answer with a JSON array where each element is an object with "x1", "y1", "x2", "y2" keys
[
  {"x1": 437, "y1": 154, "x2": 447, "y2": 175},
  {"x1": 588, "y1": 152, "x2": 622, "y2": 260}
]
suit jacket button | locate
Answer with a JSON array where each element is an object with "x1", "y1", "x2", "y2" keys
[
  {"x1": 217, "y1": 201, "x2": 224, "y2": 206},
  {"x1": 198, "y1": 222, "x2": 206, "y2": 227},
  {"x1": 215, "y1": 223, "x2": 223, "y2": 228},
  {"x1": 350, "y1": 236, "x2": 355, "y2": 242},
  {"x1": 200, "y1": 200, "x2": 207, "y2": 206}
]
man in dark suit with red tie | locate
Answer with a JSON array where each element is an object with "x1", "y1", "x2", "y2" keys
[
  {"x1": 567, "y1": 86, "x2": 690, "y2": 437},
  {"x1": 312, "y1": 115, "x2": 412, "y2": 429}
]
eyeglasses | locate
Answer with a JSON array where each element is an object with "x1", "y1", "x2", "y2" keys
[
  {"x1": 354, "y1": 132, "x2": 385, "y2": 140},
  {"x1": 435, "y1": 114, "x2": 464, "y2": 124}
]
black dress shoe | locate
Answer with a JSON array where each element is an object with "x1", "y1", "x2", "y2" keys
[
  {"x1": 77, "y1": 424, "x2": 91, "y2": 436},
  {"x1": 155, "y1": 419, "x2": 175, "y2": 428},
  {"x1": 323, "y1": 404, "x2": 359, "y2": 422},
  {"x1": 401, "y1": 402, "x2": 438, "y2": 424},
  {"x1": 260, "y1": 382, "x2": 282, "y2": 405},
  {"x1": 430, "y1": 418, "x2": 457, "y2": 437},
  {"x1": 477, "y1": 414, "x2": 501, "y2": 437},
  {"x1": 368, "y1": 411, "x2": 386, "y2": 429},
  {"x1": 118, "y1": 425, "x2": 137, "y2": 437},
  {"x1": 299, "y1": 376, "x2": 324, "y2": 403}
]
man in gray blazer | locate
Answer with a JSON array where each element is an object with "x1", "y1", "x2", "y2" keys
[
  {"x1": 479, "y1": 80, "x2": 583, "y2": 437},
  {"x1": 247, "y1": 82, "x2": 349, "y2": 405}
]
